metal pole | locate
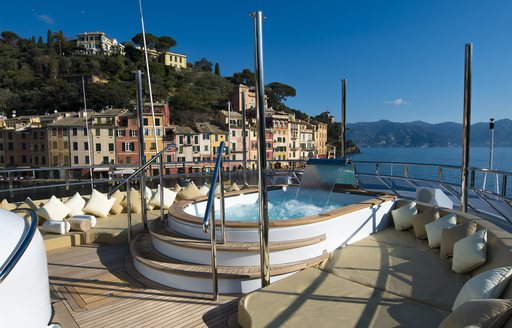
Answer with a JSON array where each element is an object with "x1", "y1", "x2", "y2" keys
[
  {"x1": 251, "y1": 10, "x2": 270, "y2": 288},
  {"x1": 135, "y1": 70, "x2": 148, "y2": 229},
  {"x1": 81, "y1": 76, "x2": 94, "y2": 193},
  {"x1": 483, "y1": 118, "x2": 494, "y2": 191},
  {"x1": 210, "y1": 192, "x2": 218, "y2": 301},
  {"x1": 461, "y1": 43, "x2": 472, "y2": 213},
  {"x1": 341, "y1": 79, "x2": 347, "y2": 158},
  {"x1": 228, "y1": 101, "x2": 232, "y2": 180},
  {"x1": 219, "y1": 157, "x2": 226, "y2": 244},
  {"x1": 242, "y1": 92, "x2": 248, "y2": 186},
  {"x1": 159, "y1": 152, "x2": 164, "y2": 221},
  {"x1": 126, "y1": 180, "x2": 132, "y2": 242}
]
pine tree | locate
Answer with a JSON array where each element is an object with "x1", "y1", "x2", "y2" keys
[
  {"x1": 214, "y1": 63, "x2": 221, "y2": 76},
  {"x1": 37, "y1": 36, "x2": 44, "y2": 48},
  {"x1": 29, "y1": 36, "x2": 36, "y2": 47},
  {"x1": 47, "y1": 29, "x2": 53, "y2": 48}
]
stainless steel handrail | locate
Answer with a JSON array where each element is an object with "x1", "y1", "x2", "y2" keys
[
  {"x1": 202, "y1": 141, "x2": 225, "y2": 302},
  {"x1": 107, "y1": 143, "x2": 176, "y2": 241},
  {"x1": 0, "y1": 209, "x2": 38, "y2": 284}
]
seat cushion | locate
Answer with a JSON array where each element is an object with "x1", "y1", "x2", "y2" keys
[
  {"x1": 361, "y1": 227, "x2": 432, "y2": 251},
  {"x1": 238, "y1": 268, "x2": 449, "y2": 328},
  {"x1": 320, "y1": 237, "x2": 470, "y2": 311},
  {"x1": 440, "y1": 299, "x2": 512, "y2": 328}
]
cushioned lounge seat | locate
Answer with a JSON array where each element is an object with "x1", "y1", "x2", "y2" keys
[
  {"x1": 320, "y1": 232, "x2": 470, "y2": 311},
  {"x1": 238, "y1": 267, "x2": 449, "y2": 328}
]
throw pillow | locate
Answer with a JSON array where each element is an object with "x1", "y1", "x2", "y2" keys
[
  {"x1": 83, "y1": 189, "x2": 116, "y2": 218},
  {"x1": 36, "y1": 196, "x2": 71, "y2": 221},
  {"x1": 198, "y1": 184, "x2": 209, "y2": 196},
  {"x1": 121, "y1": 188, "x2": 142, "y2": 214},
  {"x1": 425, "y1": 213, "x2": 457, "y2": 248},
  {"x1": 178, "y1": 183, "x2": 204, "y2": 200},
  {"x1": 440, "y1": 299, "x2": 512, "y2": 328},
  {"x1": 440, "y1": 221, "x2": 477, "y2": 258},
  {"x1": 227, "y1": 182, "x2": 241, "y2": 192},
  {"x1": 452, "y1": 229, "x2": 487, "y2": 273},
  {"x1": 41, "y1": 220, "x2": 71, "y2": 235},
  {"x1": 0, "y1": 199, "x2": 17, "y2": 211},
  {"x1": 110, "y1": 190, "x2": 124, "y2": 215},
  {"x1": 452, "y1": 266, "x2": 512, "y2": 311},
  {"x1": 71, "y1": 214, "x2": 97, "y2": 228},
  {"x1": 64, "y1": 192, "x2": 86, "y2": 217},
  {"x1": 68, "y1": 217, "x2": 92, "y2": 232},
  {"x1": 173, "y1": 184, "x2": 182, "y2": 193},
  {"x1": 149, "y1": 185, "x2": 177, "y2": 209},
  {"x1": 411, "y1": 207, "x2": 440, "y2": 239},
  {"x1": 391, "y1": 202, "x2": 417, "y2": 231},
  {"x1": 16, "y1": 197, "x2": 41, "y2": 211}
]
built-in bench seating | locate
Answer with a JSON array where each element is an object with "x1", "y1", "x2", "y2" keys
[{"x1": 237, "y1": 200, "x2": 512, "y2": 327}]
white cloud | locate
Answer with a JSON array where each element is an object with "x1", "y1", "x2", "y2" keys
[
  {"x1": 35, "y1": 14, "x2": 55, "y2": 25},
  {"x1": 384, "y1": 98, "x2": 411, "y2": 106}
]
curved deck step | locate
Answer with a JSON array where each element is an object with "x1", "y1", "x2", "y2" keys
[
  {"x1": 131, "y1": 233, "x2": 328, "y2": 280},
  {"x1": 149, "y1": 220, "x2": 326, "y2": 252}
]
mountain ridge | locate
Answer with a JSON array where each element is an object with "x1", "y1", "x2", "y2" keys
[{"x1": 346, "y1": 119, "x2": 512, "y2": 147}]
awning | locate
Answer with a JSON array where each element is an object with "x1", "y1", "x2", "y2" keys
[
  {"x1": 93, "y1": 167, "x2": 110, "y2": 172},
  {"x1": 113, "y1": 169, "x2": 135, "y2": 175}
]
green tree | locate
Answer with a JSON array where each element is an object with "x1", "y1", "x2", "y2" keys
[
  {"x1": 46, "y1": 30, "x2": 53, "y2": 49},
  {"x1": 194, "y1": 58, "x2": 213, "y2": 72},
  {"x1": 229, "y1": 69, "x2": 255, "y2": 86},
  {"x1": 29, "y1": 36, "x2": 36, "y2": 48},
  {"x1": 1, "y1": 31, "x2": 20, "y2": 46},
  {"x1": 131, "y1": 32, "x2": 158, "y2": 48},
  {"x1": 37, "y1": 36, "x2": 44, "y2": 48},
  {"x1": 214, "y1": 63, "x2": 220, "y2": 76},
  {"x1": 266, "y1": 82, "x2": 296, "y2": 110},
  {"x1": 53, "y1": 30, "x2": 65, "y2": 55},
  {"x1": 156, "y1": 35, "x2": 176, "y2": 52}
]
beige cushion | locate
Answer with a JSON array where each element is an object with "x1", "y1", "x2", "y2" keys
[
  {"x1": 110, "y1": 190, "x2": 124, "y2": 215},
  {"x1": 440, "y1": 221, "x2": 477, "y2": 258},
  {"x1": 178, "y1": 183, "x2": 204, "y2": 200},
  {"x1": 83, "y1": 189, "x2": 116, "y2": 218},
  {"x1": 71, "y1": 214, "x2": 97, "y2": 228},
  {"x1": 0, "y1": 199, "x2": 17, "y2": 211},
  {"x1": 391, "y1": 201, "x2": 417, "y2": 231},
  {"x1": 321, "y1": 236, "x2": 469, "y2": 311},
  {"x1": 412, "y1": 207, "x2": 440, "y2": 239},
  {"x1": 16, "y1": 197, "x2": 41, "y2": 211},
  {"x1": 149, "y1": 185, "x2": 177, "y2": 209},
  {"x1": 453, "y1": 229, "x2": 488, "y2": 273},
  {"x1": 121, "y1": 188, "x2": 142, "y2": 214},
  {"x1": 68, "y1": 217, "x2": 92, "y2": 232},
  {"x1": 41, "y1": 220, "x2": 71, "y2": 234},
  {"x1": 173, "y1": 184, "x2": 182, "y2": 193},
  {"x1": 425, "y1": 213, "x2": 457, "y2": 248},
  {"x1": 227, "y1": 182, "x2": 240, "y2": 192},
  {"x1": 198, "y1": 185, "x2": 209, "y2": 196},
  {"x1": 440, "y1": 299, "x2": 512, "y2": 328},
  {"x1": 64, "y1": 192, "x2": 86, "y2": 217},
  {"x1": 36, "y1": 196, "x2": 71, "y2": 221},
  {"x1": 238, "y1": 267, "x2": 449, "y2": 328},
  {"x1": 453, "y1": 266, "x2": 512, "y2": 311}
]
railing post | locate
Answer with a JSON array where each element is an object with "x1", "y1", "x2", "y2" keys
[
  {"x1": 461, "y1": 43, "x2": 472, "y2": 213},
  {"x1": 210, "y1": 191, "x2": 218, "y2": 301},
  {"x1": 438, "y1": 167, "x2": 443, "y2": 182},
  {"x1": 135, "y1": 70, "x2": 148, "y2": 230},
  {"x1": 65, "y1": 169, "x2": 69, "y2": 191},
  {"x1": 502, "y1": 175, "x2": 508, "y2": 197},
  {"x1": 8, "y1": 171, "x2": 13, "y2": 198},
  {"x1": 470, "y1": 170, "x2": 476, "y2": 188},
  {"x1": 159, "y1": 153, "x2": 165, "y2": 222},
  {"x1": 375, "y1": 163, "x2": 379, "y2": 175},
  {"x1": 126, "y1": 180, "x2": 132, "y2": 242},
  {"x1": 404, "y1": 165, "x2": 409, "y2": 178},
  {"x1": 219, "y1": 158, "x2": 226, "y2": 244}
]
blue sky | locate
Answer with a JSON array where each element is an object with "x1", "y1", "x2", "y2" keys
[{"x1": 1, "y1": 1, "x2": 511, "y2": 124}]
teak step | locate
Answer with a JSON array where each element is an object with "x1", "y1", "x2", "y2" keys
[
  {"x1": 131, "y1": 233, "x2": 328, "y2": 279},
  {"x1": 149, "y1": 220, "x2": 326, "y2": 252}
]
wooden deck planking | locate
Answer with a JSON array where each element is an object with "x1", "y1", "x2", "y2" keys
[{"x1": 48, "y1": 243, "x2": 238, "y2": 327}]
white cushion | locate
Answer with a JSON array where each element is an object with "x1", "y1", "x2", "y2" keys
[
  {"x1": 227, "y1": 182, "x2": 240, "y2": 192},
  {"x1": 144, "y1": 186, "x2": 152, "y2": 203},
  {"x1": 425, "y1": 213, "x2": 457, "y2": 248},
  {"x1": 149, "y1": 185, "x2": 177, "y2": 209},
  {"x1": 83, "y1": 189, "x2": 116, "y2": 218},
  {"x1": 198, "y1": 185, "x2": 209, "y2": 196},
  {"x1": 71, "y1": 214, "x2": 97, "y2": 228},
  {"x1": 452, "y1": 266, "x2": 512, "y2": 311},
  {"x1": 391, "y1": 202, "x2": 417, "y2": 231},
  {"x1": 64, "y1": 192, "x2": 86, "y2": 217},
  {"x1": 41, "y1": 220, "x2": 71, "y2": 234},
  {"x1": 452, "y1": 229, "x2": 487, "y2": 273},
  {"x1": 36, "y1": 196, "x2": 71, "y2": 221}
]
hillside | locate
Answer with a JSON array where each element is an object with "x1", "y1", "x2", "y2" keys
[{"x1": 347, "y1": 119, "x2": 512, "y2": 147}]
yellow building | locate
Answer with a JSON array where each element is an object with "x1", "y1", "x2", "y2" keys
[
  {"x1": 163, "y1": 51, "x2": 187, "y2": 69},
  {"x1": 142, "y1": 113, "x2": 165, "y2": 163}
]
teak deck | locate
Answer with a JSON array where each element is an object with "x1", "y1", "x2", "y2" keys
[{"x1": 48, "y1": 243, "x2": 239, "y2": 327}]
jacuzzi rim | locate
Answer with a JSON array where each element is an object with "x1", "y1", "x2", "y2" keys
[{"x1": 168, "y1": 186, "x2": 397, "y2": 228}]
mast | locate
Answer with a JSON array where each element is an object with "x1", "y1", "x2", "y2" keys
[
  {"x1": 81, "y1": 76, "x2": 94, "y2": 193},
  {"x1": 460, "y1": 43, "x2": 472, "y2": 213}
]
